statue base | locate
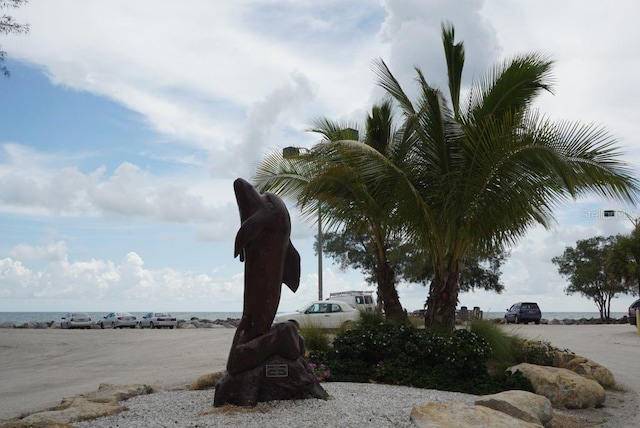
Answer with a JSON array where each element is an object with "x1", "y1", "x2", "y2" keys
[{"x1": 213, "y1": 354, "x2": 328, "y2": 407}]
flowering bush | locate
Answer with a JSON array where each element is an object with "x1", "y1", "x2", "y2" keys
[
  {"x1": 309, "y1": 318, "x2": 533, "y2": 395},
  {"x1": 307, "y1": 362, "x2": 331, "y2": 382},
  {"x1": 515, "y1": 339, "x2": 558, "y2": 366}
]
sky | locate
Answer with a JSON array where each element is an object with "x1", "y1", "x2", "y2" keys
[{"x1": 1, "y1": 0, "x2": 640, "y2": 315}]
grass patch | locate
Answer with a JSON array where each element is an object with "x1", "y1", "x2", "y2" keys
[
  {"x1": 408, "y1": 315, "x2": 425, "y2": 328},
  {"x1": 469, "y1": 320, "x2": 520, "y2": 369},
  {"x1": 469, "y1": 320, "x2": 559, "y2": 371},
  {"x1": 298, "y1": 322, "x2": 331, "y2": 354}
]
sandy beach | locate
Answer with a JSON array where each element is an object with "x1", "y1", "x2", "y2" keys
[
  {"x1": 0, "y1": 328, "x2": 236, "y2": 421},
  {"x1": 1, "y1": 324, "x2": 639, "y2": 424}
]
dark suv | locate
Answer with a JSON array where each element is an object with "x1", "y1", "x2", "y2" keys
[
  {"x1": 629, "y1": 299, "x2": 640, "y2": 326},
  {"x1": 505, "y1": 302, "x2": 541, "y2": 324}
]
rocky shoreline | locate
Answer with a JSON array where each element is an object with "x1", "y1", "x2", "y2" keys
[
  {"x1": 0, "y1": 316, "x2": 241, "y2": 329},
  {"x1": 498, "y1": 316, "x2": 631, "y2": 325}
]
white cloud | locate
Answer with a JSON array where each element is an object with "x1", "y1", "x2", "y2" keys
[
  {"x1": 1, "y1": 1, "x2": 639, "y2": 315},
  {"x1": 0, "y1": 246, "x2": 247, "y2": 309},
  {"x1": 10, "y1": 241, "x2": 68, "y2": 262},
  {"x1": 379, "y1": 0, "x2": 500, "y2": 93},
  {"x1": 0, "y1": 145, "x2": 231, "y2": 224}
]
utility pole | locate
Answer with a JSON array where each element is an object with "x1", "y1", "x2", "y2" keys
[{"x1": 283, "y1": 146, "x2": 323, "y2": 300}]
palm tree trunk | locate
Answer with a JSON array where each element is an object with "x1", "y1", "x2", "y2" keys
[
  {"x1": 376, "y1": 260, "x2": 407, "y2": 323},
  {"x1": 424, "y1": 259, "x2": 460, "y2": 331}
]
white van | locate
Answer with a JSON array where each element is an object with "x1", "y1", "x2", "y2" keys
[{"x1": 328, "y1": 291, "x2": 376, "y2": 312}]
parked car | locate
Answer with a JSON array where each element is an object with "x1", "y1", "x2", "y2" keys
[
  {"x1": 60, "y1": 312, "x2": 92, "y2": 329},
  {"x1": 139, "y1": 312, "x2": 177, "y2": 329},
  {"x1": 98, "y1": 312, "x2": 137, "y2": 329},
  {"x1": 628, "y1": 298, "x2": 640, "y2": 326},
  {"x1": 273, "y1": 300, "x2": 361, "y2": 329},
  {"x1": 504, "y1": 302, "x2": 541, "y2": 324},
  {"x1": 328, "y1": 291, "x2": 376, "y2": 312}
]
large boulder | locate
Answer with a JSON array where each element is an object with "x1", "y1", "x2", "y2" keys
[
  {"x1": 554, "y1": 351, "x2": 616, "y2": 388},
  {"x1": 508, "y1": 363, "x2": 605, "y2": 409},
  {"x1": 475, "y1": 390, "x2": 553, "y2": 425},
  {"x1": 410, "y1": 400, "x2": 543, "y2": 427}
]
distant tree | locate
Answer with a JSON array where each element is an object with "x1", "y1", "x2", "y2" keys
[
  {"x1": 552, "y1": 236, "x2": 628, "y2": 321},
  {"x1": 608, "y1": 227, "x2": 640, "y2": 297},
  {"x1": 1, "y1": 0, "x2": 29, "y2": 77},
  {"x1": 320, "y1": 228, "x2": 506, "y2": 309}
]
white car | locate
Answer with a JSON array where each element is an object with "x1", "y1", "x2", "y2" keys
[
  {"x1": 98, "y1": 312, "x2": 137, "y2": 329},
  {"x1": 139, "y1": 312, "x2": 177, "y2": 329},
  {"x1": 60, "y1": 312, "x2": 92, "y2": 329},
  {"x1": 274, "y1": 300, "x2": 361, "y2": 329}
]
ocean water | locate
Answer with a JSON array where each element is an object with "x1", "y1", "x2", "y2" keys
[
  {"x1": 0, "y1": 311, "x2": 628, "y2": 324},
  {"x1": 0, "y1": 312, "x2": 243, "y2": 325}
]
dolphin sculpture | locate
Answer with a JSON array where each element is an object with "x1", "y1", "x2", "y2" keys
[{"x1": 226, "y1": 178, "x2": 301, "y2": 373}]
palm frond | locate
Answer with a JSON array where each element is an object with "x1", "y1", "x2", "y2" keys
[
  {"x1": 372, "y1": 58, "x2": 416, "y2": 116},
  {"x1": 441, "y1": 21, "x2": 465, "y2": 118}
]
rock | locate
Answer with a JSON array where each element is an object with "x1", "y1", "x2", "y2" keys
[
  {"x1": 508, "y1": 363, "x2": 605, "y2": 409},
  {"x1": 83, "y1": 383, "x2": 156, "y2": 403},
  {"x1": 476, "y1": 390, "x2": 553, "y2": 425},
  {"x1": 0, "y1": 321, "x2": 15, "y2": 328},
  {"x1": 190, "y1": 371, "x2": 226, "y2": 390},
  {"x1": 214, "y1": 354, "x2": 328, "y2": 407},
  {"x1": 410, "y1": 400, "x2": 543, "y2": 427},
  {"x1": 12, "y1": 383, "x2": 155, "y2": 427},
  {"x1": 16, "y1": 397, "x2": 123, "y2": 426},
  {"x1": 554, "y1": 352, "x2": 616, "y2": 388}
]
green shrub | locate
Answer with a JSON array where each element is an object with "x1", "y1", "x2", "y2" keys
[
  {"x1": 299, "y1": 323, "x2": 331, "y2": 354},
  {"x1": 308, "y1": 317, "x2": 537, "y2": 394},
  {"x1": 475, "y1": 369, "x2": 534, "y2": 394},
  {"x1": 513, "y1": 338, "x2": 557, "y2": 366},
  {"x1": 309, "y1": 314, "x2": 547, "y2": 394}
]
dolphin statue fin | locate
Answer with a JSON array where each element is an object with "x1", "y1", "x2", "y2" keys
[
  {"x1": 234, "y1": 213, "x2": 266, "y2": 262},
  {"x1": 282, "y1": 240, "x2": 301, "y2": 292}
]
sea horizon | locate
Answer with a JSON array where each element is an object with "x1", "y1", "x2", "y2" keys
[{"x1": 0, "y1": 311, "x2": 629, "y2": 325}]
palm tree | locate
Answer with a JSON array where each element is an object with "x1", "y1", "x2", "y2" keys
[
  {"x1": 253, "y1": 101, "x2": 410, "y2": 322},
  {"x1": 310, "y1": 22, "x2": 638, "y2": 331}
]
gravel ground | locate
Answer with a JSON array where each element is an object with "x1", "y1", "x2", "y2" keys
[
  {"x1": 71, "y1": 382, "x2": 638, "y2": 428},
  {"x1": 74, "y1": 383, "x2": 477, "y2": 428}
]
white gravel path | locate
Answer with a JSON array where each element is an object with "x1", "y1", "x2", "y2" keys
[{"x1": 74, "y1": 383, "x2": 477, "y2": 428}]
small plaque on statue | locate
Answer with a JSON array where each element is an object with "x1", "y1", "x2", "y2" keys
[{"x1": 265, "y1": 364, "x2": 289, "y2": 378}]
